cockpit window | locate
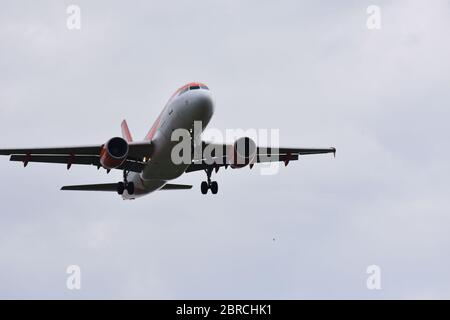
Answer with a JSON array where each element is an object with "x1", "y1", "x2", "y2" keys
[{"x1": 178, "y1": 84, "x2": 209, "y2": 96}]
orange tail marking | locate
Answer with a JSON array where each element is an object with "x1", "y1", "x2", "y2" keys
[{"x1": 121, "y1": 120, "x2": 133, "y2": 142}]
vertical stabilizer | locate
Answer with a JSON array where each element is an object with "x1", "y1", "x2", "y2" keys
[{"x1": 121, "y1": 120, "x2": 133, "y2": 142}]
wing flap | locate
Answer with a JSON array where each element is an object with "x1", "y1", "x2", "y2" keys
[
  {"x1": 0, "y1": 145, "x2": 102, "y2": 156},
  {"x1": 10, "y1": 154, "x2": 97, "y2": 165},
  {"x1": 10, "y1": 155, "x2": 145, "y2": 173},
  {"x1": 185, "y1": 154, "x2": 299, "y2": 173},
  {"x1": 275, "y1": 147, "x2": 336, "y2": 156}
]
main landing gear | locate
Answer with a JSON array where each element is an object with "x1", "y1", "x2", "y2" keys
[
  {"x1": 117, "y1": 170, "x2": 135, "y2": 195},
  {"x1": 201, "y1": 168, "x2": 218, "y2": 195}
]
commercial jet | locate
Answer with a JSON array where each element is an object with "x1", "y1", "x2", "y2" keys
[{"x1": 0, "y1": 83, "x2": 336, "y2": 200}]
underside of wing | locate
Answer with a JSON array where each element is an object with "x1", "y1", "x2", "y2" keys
[
  {"x1": 61, "y1": 182, "x2": 193, "y2": 192},
  {"x1": 185, "y1": 141, "x2": 336, "y2": 173},
  {"x1": 261, "y1": 147, "x2": 336, "y2": 156},
  {"x1": 197, "y1": 142, "x2": 336, "y2": 157},
  {"x1": 0, "y1": 141, "x2": 152, "y2": 159},
  {"x1": 9, "y1": 155, "x2": 145, "y2": 173},
  {"x1": 0, "y1": 145, "x2": 102, "y2": 156},
  {"x1": 0, "y1": 141, "x2": 152, "y2": 173},
  {"x1": 185, "y1": 153, "x2": 300, "y2": 173}
]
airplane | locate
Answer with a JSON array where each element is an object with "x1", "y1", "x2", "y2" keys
[{"x1": 0, "y1": 82, "x2": 336, "y2": 200}]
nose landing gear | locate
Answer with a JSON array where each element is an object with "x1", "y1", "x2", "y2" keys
[
  {"x1": 117, "y1": 170, "x2": 135, "y2": 195},
  {"x1": 201, "y1": 168, "x2": 219, "y2": 195}
]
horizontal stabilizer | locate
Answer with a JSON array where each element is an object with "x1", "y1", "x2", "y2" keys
[
  {"x1": 160, "y1": 184, "x2": 193, "y2": 190},
  {"x1": 61, "y1": 183, "x2": 192, "y2": 192},
  {"x1": 61, "y1": 183, "x2": 118, "y2": 192}
]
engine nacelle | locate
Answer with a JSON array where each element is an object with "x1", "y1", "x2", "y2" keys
[
  {"x1": 100, "y1": 137, "x2": 129, "y2": 169},
  {"x1": 228, "y1": 137, "x2": 257, "y2": 169}
]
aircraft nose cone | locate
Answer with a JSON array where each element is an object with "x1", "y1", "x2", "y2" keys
[{"x1": 192, "y1": 91, "x2": 214, "y2": 119}]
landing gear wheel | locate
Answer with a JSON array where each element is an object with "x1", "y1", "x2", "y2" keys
[
  {"x1": 117, "y1": 182, "x2": 125, "y2": 195},
  {"x1": 201, "y1": 168, "x2": 220, "y2": 195},
  {"x1": 121, "y1": 170, "x2": 135, "y2": 195},
  {"x1": 201, "y1": 181, "x2": 208, "y2": 195},
  {"x1": 210, "y1": 181, "x2": 218, "y2": 194},
  {"x1": 126, "y1": 182, "x2": 135, "y2": 195}
]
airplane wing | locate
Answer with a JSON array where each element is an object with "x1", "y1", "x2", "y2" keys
[
  {"x1": 185, "y1": 143, "x2": 336, "y2": 173},
  {"x1": 272, "y1": 147, "x2": 337, "y2": 156},
  {"x1": 0, "y1": 141, "x2": 152, "y2": 173},
  {"x1": 0, "y1": 145, "x2": 102, "y2": 156}
]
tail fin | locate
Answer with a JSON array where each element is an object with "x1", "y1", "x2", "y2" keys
[{"x1": 121, "y1": 120, "x2": 133, "y2": 142}]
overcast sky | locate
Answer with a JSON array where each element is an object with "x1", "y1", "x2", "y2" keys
[{"x1": 1, "y1": 0, "x2": 450, "y2": 299}]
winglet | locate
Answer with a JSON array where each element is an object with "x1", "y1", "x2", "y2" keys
[
  {"x1": 332, "y1": 147, "x2": 336, "y2": 158},
  {"x1": 121, "y1": 120, "x2": 133, "y2": 142}
]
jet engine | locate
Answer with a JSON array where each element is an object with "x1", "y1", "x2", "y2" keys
[
  {"x1": 228, "y1": 137, "x2": 257, "y2": 169},
  {"x1": 100, "y1": 137, "x2": 129, "y2": 169}
]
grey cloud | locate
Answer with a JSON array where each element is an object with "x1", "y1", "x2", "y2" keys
[{"x1": 0, "y1": 0, "x2": 449, "y2": 299}]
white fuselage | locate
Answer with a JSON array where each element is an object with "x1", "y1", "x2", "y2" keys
[{"x1": 122, "y1": 87, "x2": 214, "y2": 199}]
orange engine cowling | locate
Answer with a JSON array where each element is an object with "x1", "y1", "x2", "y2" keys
[
  {"x1": 100, "y1": 137, "x2": 129, "y2": 169},
  {"x1": 228, "y1": 137, "x2": 257, "y2": 169}
]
